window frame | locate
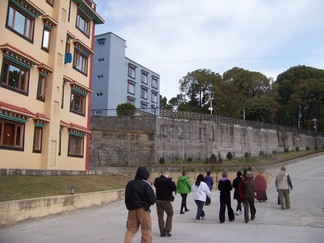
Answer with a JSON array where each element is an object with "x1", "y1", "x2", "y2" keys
[
  {"x1": 76, "y1": 10, "x2": 90, "y2": 37},
  {"x1": 46, "y1": 0, "x2": 54, "y2": 6},
  {"x1": 73, "y1": 49, "x2": 88, "y2": 75},
  {"x1": 141, "y1": 87, "x2": 148, "y2": 100},
  {"x1": 0, "y1": 119, "x2": 25, "y2": 151},
  {"x1": 37, "y1": 75, "x2": 46, "y2": 101},
  {"x1": 128, "y1": 81, "x2": 135, "y2": 95},
  {"x1": 6, "y1": 3, "x2": 35, "y2": 42},
  {"x1": 70, "y1": 90, "x2": 86, "y2": 116},
  {"x1": 141, "y1": 72, "x2": 148, "y2": 84},
  {"x1": 0, "y1": 59, "x2": 30, "y2": 95},
  {"x1": 33, "y1": 126, "x2": 43, "y2": 153},
  {"x1": 128, "y1": 66, "x2": 136, "y2": 79},
  {"x1": 41, "y1": 27, "x2": 51, "y2": 52},
  {"x1": 68, "y1": 134, "x2": 84, "y2": 157},
  {"x1": 152, "y1": 77, "x2": 158, "y2": 89}
]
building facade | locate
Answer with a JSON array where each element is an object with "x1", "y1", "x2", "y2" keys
[
  {"x1": 0, "y1": 0, "x2": 104, "y2": 170},
  {"x1": 91, "y1": 32, "x2": 160, "y2": 116}
]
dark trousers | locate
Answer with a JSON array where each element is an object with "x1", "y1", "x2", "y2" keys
[
  {"x1": 180, "y1": 193, "x2": 188, "y2": 212},
  {"x1": 194, "y1": 200, "x2": 205, "y2": 220},
  {"x1": 236, "y1": 198, "x2": 242, "y2": 211},
  {"x1": 156, "y1": 201, "x2": 173, "y2": 234},
  {"x1": 219, "y1": 198, "x2": 235, "y2": 222},
  {"x1": 243, "y1": 198, "x2": 256, "y2": 222}
]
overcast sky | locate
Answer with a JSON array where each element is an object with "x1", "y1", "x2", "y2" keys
[{"x1": 94, "y1": 0, "x2": 324, "y2": 100}]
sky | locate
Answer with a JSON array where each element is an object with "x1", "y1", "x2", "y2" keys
[{"x1": 94, "y1": 0, "x2": 324, "y2": 100}]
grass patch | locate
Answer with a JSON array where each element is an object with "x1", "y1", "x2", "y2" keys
[
  {"x1": 0, "y1": 149, "x2": 322, "y2": 202},
  {"x1": 0, "y1": 174, "x2": 133, "y2": 202}
]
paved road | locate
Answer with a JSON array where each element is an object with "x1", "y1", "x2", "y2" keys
[{"x1": 1, "y1": 155, "x2": 324, "y2": 243}]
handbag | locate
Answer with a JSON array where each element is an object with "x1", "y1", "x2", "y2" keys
[{"x1": 205, "y1": 196, "x2": 211, "y2": 205}]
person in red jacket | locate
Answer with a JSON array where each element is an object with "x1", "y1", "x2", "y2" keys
[{"x1": 254, "y1": 169, "x2": 268, "y2": 202}]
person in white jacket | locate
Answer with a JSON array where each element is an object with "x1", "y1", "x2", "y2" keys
[{"x1": 192, "y1": 174, "x2": 212, "y2": 222}]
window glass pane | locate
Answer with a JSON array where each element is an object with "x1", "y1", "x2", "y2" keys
[
  {"x1": 8, "y1": 65, "x2": 20, "y2": 88},
  {"x1": 3, "y1": 123, "x2": 15, "y2": 146},
  {"x1": 8, "y1": 7, "x2": 13, "y2": 27},
  {"x1": 34, "y1": 127, "x2": 42, "y2": 151},
  {"x1": 13, "y1": 10, "x2": 25, "y2": 36},
  {"x1": 69, "y1": 135, "x2": 84, "y2": 156},
  {"x1": 42, "y1": 29, "x2": 50, "y2": 49}
]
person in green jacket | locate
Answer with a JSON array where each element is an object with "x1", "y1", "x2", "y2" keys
[{"x1": 177, "y1": 170, "x2": 192, "y2": 214}]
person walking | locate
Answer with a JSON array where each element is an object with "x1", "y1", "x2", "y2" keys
[
  {"x1": 192, "y1": 174, "x2": 211, "y2": 223},
  {"x1": 204, "y1": 171, "x2": 214, "y2": 205},
  {"x1": 154, "y1": 171, "x2": 176, "y2": 237},
  {"x1": 218, "y1": 171, "x2": 235, "y2": 223},
  {"x1": 176, "y1": 170, "x2": 192, "y2": 214},
  {"x1": 254, "y1": 169, "x2": 268, "y2": 202},
  {"x1": 275, "y1": 167, "x2": 293, "y2": 210},
  {"x1": 232, "y1": 170, "x2": 243, "y2": 215},
  {"x1": 239, "y1": 171, "x2": 256, "y2": 223},
  {"x1": 124, "y1": 166, "x2": 156, "y2": 243}
]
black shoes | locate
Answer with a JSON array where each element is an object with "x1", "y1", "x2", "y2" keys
[
  {"x1": 161, "y1": 231, "x2": 172, "y2": 237},
  {"x1": 180, "y1": 211, "x2": 185, "y2": 214},
  {"x1": 185, "y1": 209, "x2": 189, "y2": 212}
]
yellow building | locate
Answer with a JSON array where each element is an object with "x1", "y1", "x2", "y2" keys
[{"x1": 0, "y1": 0, "x2": 104, "y2": 170}]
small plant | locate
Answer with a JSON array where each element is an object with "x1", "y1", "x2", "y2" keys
[
  {"x1": 306, "y1": 146, "x2": 310, "y2": 151},
  {"x1": 295, "y1": 146, "x2": 299, "y2": 152},
  {"x1": 259, "y1": 150, "x2": 266, "y2": 158},
  {"x1": 315, "y1": 146, "x2": 318, "y2": 150},
  {"x1": 187, "y1": 157, "x2": 193, "y2": 163},
  {"x1": 272, "y1": 149, "x2": 277, "y2": 155},
  {"x1": 226, "y1": 152, "x2": 233, "y2": 160},
  {"x1": 159, "y1": 157, "x2": 165, "y2": 164},
  {"x1": 210, "y1": 153, "x2": 217, "y2": 163},
  {"x1": 244, "y1": 152, "x2": 250, "y2": 158},
  {"x1": 284, "y1": 147, "x2": 289, "y2": 153}
]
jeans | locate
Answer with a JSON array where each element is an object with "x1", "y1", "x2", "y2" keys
[
  {"x1": 194, "y1": 200, "x2": 205, "y2": 220},
  {"x1": 180, "y1": 194, "x2": 188, "y2": 212}
]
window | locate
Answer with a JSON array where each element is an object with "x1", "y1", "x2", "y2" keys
[
  {"x1": 33, "y1": 126, "x2": 43, "y2": 153},
  {"x1": 70, "y1": 90, "x2": 86, "y2": 116},
  {"x1": 41, "y1": 28, "x2": 50, "y2": 51},
  {"x1": 128, "y1": 66, "x2": 136, "y2": 78},
  {"x1": 127, "y1": 98, "x2": 135, "y2": 106},
  {"x1": 0, "y1": 119, "x2": 24, "y2": 150},
  {"x1": 140, "y1": 103, "x2": 148, "y2": 109},
  {"x1": 128, "y1": 82, "x2": 135, "y2": 95},
  {"x1": 152, "y1": 77, "x2": 158, "y2": 89},
  {"x1": 97, "y1": 38, "x2": 105, "y2": 45},
  {"x1": 97, "y1": 58, "x2": 104, "y2": 62},
  {"x1": 46, "y1": 0, "x2": 54, "y2": 6},
  {"x1": 73, "y1": 50, "x2": 88, "y2": 75},
  {"x1": 96, "y1": 92, "x2": 103, "y2": 97},
  {"x1": 141, "y1": 88, "x2": 148, "y2": 100},
  {"x1": 96, "y1": 75, "x2": 103, "y2": 79},
  {"x1": 68, "y1": 134, "x2": 84, "y2": 157},
  {"x1": 1, "y1": 60, "x2": 29, "y2": 94},
  {"x1": 37, "y1": 75, "x2": 46, "y2": 101},
  {"x1": 76, "y1": 10, "x2": 90, "y2": 36},
  {"x1": 151, "y1": 92, "x2": 158, "y2": 104},
  {"x1": 6, "y1": 4, "x2": 34, "y2": 42},
  {"x1": 141, "y1": 72, "x2": 148, "y2": 84}
]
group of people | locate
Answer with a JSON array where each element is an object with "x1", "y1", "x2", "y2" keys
[{"x1": 123, "y1": 166, "x2": 293, "y2": 243}]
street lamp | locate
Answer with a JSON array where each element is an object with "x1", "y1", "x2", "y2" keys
[
  {"x1": 208, "y1": 97, "x2": 214, "y2": 115},
  {"x1": 313, "y1": 118, "x2": 317, "y2": 132}
]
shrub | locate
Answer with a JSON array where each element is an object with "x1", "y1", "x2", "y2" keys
[
  {"x1": 259, "y1": 150, "x2": 266, "y2": 158},
  {"x1": 244, "y1": 152, "x2": 250, "y2": 158},
  {"x1": 315, "y1": 146, "x2": 318, "y2": 150},
  {"x1": 187, "y1": 157, "x2": 193, "y2": 163},
  {"x1": 210, "y1": 153, "x2": 217, "y2": 163},
  {"x1": 306, "y1": 146, "x2": 310, "y2": 151},
  {"x1": 295, "y1": 146, "x2": 299, "y2": 152},
  {"x1": 226, "y1": 152, "x2": 233, "y2": 160},
  {"x1": 116, "y1": 103, "x2": 136, "y2": 116},
  {"x1": 272, "y1": 150, "x2": 277, "y2": 155},
  {"x1": 159, "y1": 157, "x2": 165, "y2": 164},
  {"x1": 284, "y1": 147, "x2": 289, "y2": 153}
]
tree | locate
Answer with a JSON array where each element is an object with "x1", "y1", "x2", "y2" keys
[{"x1": 116, "y1": 103, "x2": 136, "y2": 116}]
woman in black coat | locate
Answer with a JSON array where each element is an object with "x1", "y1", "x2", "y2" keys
[{"x1": 232, "y1": 171, "x2": 243, "y2": 215}]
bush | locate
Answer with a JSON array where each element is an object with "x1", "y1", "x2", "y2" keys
[
  {"x1": 226, "y1": 152, "x2": 233, "y2": 160},
  {"x1": 272, "y1": 150, "x2": 277, "y2": 155},
  {"x1": 210, "y1": 153, "x2": 217, "y2": 163},
  {"x1": 306, "y1": 146, "x2": 310, "y2": 151},
  {"x1": 259, "y1": 150, "x2": 266, "y2": 157},
  {"x1": 159, "y1": 157, "x2": 165, "y2": 164},
  {"x1": 244, "y1": 152, "x2": 250, "y2": 158},
  {"x1": 295, "y1": 146, "x2": 299, "y2": 152},
  {"x1": 187, "y1": 157, "x2": 193, "y2": 163},
  {"x1": 116, "y1": 103, "x2": 136, "y2": 116},
  {"x1": 284, "y1": 147, "x2": 289, "y2": 153}
]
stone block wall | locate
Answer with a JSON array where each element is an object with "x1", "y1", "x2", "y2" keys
[{"x1": 90, "y1": 116, "x2": 324, "y2": 166}]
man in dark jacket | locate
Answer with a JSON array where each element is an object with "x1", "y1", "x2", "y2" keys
[
  {"x1": 124, "y1": 166, "x2": 156, "y2": 243},
  {"x1": 218, "y1": 171, "x2": 235, "y2": 223},
  {"x1": 154, "y1": 171, "x2": 176, "y2": 237},
  {"x1": 239, "y1": 171, "x2": 256, "y2": 223}
]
